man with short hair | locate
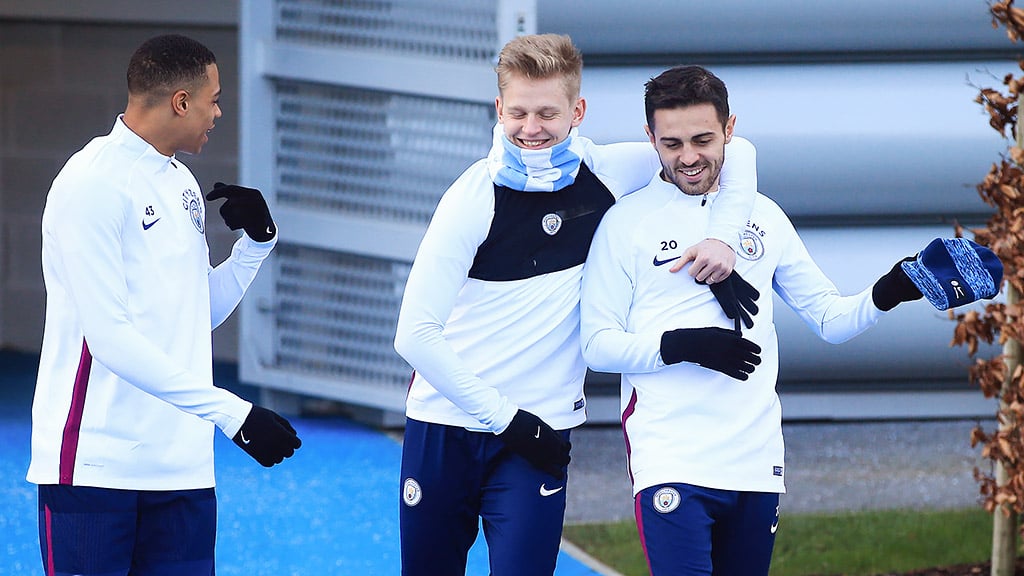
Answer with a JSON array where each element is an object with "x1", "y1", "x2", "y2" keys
[
  {"x1": 394, "y1": 35, "x2": 758, "y2": 576},
  {"x1": 579, "y1": 64, "x2": 992, "y2": 575},
  {"x1": 28, "y1": 34, "x2": 300, "y2": 576}
]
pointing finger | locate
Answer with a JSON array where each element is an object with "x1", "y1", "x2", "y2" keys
[
  {"x1": 205, "y1": 185, "x2": 240, "y2": 202},
  {"x1": 670, "y1": 246, "x2": 698, "y2": 274},
  {"x1": 205, "y1": 189, "x2": 228, "y2": 202}
]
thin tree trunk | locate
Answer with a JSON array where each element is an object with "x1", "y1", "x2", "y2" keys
[
  {"x1": 993, "y1": 94, "x2": 1024, "y2": 576},
  {"x1": 993, "y1": 284, "x2": 1020, "y2": 576}
]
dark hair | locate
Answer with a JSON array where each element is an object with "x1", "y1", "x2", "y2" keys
[
  {"x1": 127, "y1": 34, "x2": 216, "y2": 103},
  {"x1": 644, "y1": 65, "x2": 729, "y2": 130}
]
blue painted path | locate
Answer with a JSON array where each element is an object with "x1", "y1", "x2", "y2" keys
[{"x1": 0, "y1": 351, "x2": 599, "y2": 575}]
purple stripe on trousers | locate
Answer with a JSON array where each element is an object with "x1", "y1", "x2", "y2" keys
[
  {"x1": 58, "y1": 340, "x2": 92, "y2": 485},
  {"x1": 634, "y1": 492, "x2": 655, "y2": 575},
  {"x1": 618, "y1": 387, "x2": 651, "y2": 565}
]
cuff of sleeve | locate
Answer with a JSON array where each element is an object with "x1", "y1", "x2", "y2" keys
[
  {"x1": 235, "y1": 232, "x2": 278, "y2": 257},
  {"x1": 216, "y1": 400, "x2": 253, "y2": 439},
  {"x1": 866, "y1": 288, "x2": 888, "y2": 317},
  {"x1": 489, "y1": 402, "x2": 520, "y2": 435},
  {"x1": 706, "y1": 232, "x2": 740, "y2": 253}
]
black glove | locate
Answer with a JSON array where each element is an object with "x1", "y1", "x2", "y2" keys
[
  {"x1": 661, "y1": 327, "x2": 762, "y2": 380},
  {"x1": 233, "y1": 405, "x2": 302, "y2": 467},
  {"x1": 871, "y1": 257, "x2": 923, "y2": 312},
  {"x1": 497, "y1": 409, "x2": 571, "y2": 480},
  {"x1": 206, "y1": 182, "x2": 276, "y2": 242},
  {"x1": 699, "y1": 270, "x2": 759, "y2": 330}
]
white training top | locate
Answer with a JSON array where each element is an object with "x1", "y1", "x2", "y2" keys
[
  {"x1": 394, "y1": 136, "x2": 757, "y2": 434},
  {"x1": 27, "y1": 116, "x2": 274, "y2": 490},
  {"x1": 580, "y1": 174, "x2": 884, "y2": 496}
]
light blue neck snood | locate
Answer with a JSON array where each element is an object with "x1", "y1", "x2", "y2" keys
[{"x1": 487, "y1": 124, "x2": 585, "y2": 191}]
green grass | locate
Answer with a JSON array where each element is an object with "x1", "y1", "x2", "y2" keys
[{"x1": 562, "y1": 508, "x2": 998, "y2": 576}]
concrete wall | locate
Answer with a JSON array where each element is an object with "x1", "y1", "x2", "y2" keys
[{"x1": 0, "y1": 5, "x2": 243, "y2": 360}]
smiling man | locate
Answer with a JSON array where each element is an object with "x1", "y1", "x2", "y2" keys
[
  {"x1": 27, "y1": 34, "x2": 300, "y2": 576},
  {"x1": 578, "y1": 64, "x2": 950, "y2": 576},
  {"x1": 393, "y1": 35, "x2": 758, "y2": 576}
]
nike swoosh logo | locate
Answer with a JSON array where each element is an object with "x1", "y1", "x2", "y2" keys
[
  {"x1": 770, "y1": 521, "x2": 779, "y2": 534},
  {"x1": 240, "y1": 431, "x2": 251, "y2": 445},
  {"x1": 539, "y1": 484, "x2": 564, "y2": 497},
  {"x1": 653, "y1": 255, "x2": 681, "y2": 267},
  {"x1": 142, "y1": 218, "x2": 161, "y2": 230}
]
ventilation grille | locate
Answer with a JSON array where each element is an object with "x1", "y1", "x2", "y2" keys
[
  {"x1": 276, "y1": 0, "x2": 500, "y2": 63},
  {"x1": 273, "y1": 243, "x2": 413, "y2": 389},
  {"x1": 275, "y1": 80, "x2": 494, "y2": 225}
]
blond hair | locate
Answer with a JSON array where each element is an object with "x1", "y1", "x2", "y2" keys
[{"x1": 495, "y1": 34, "x2": 582, "y2": 101}]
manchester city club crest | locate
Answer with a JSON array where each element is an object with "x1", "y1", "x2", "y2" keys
[
  {"x1": 738, "y1": 229, "x2": 764, "y2": 261},
  {"x1": 403, "y1": 478, "x2": 422, "y2": 507},
  {"x1": 541, "y1": 213, "x2": 563, "y2": 236},
  {"x1": 182, "y1": 188, "x2": 204, "y2": 234},
  {"x1": 653, "y1": 487, "x2": 680, "y2": 514}
]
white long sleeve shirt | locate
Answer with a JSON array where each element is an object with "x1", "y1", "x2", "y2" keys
[
  {"x1": 580, "y1": 174, "x2": 883, "y2": 496},
  {"x1": 394, "y1": 136, "x2": 757, "y2": 434},
  {"x1": 27, "y1": 116, "x2": 274, "y2": 490}
]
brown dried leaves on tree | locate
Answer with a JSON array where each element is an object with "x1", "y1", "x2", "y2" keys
[
  {"x1": 958, "y1": 0, "x2": 1024, "y2": 529},
  {"x1": 992, "y1": 0, "x2": 1024, "y2": 43}
]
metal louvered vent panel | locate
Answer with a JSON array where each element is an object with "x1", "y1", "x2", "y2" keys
[
  {"x1": 276, "y1": 0, "x2": 499, "y2": 63},
  {"x1": 239, "y1": 0, "x2": 535, "y2": 413},
  {"x1": 273, "y1": 243, "x2": 412, "y2": 389},
  {"x1": 275, "y1": 80, "x2": 494, "y2": 225}
]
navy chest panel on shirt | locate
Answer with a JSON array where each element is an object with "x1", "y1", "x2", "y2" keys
[{"x1": 469, "y1": 162, "x2": 615, "y2": 281}]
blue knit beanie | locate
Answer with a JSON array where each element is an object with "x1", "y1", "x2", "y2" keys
[{"x1": 900, "y1": 238, "x2": 1003, "y2": 310}]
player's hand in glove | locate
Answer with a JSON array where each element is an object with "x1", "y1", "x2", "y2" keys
[
  {"x1": 233, "y1": 405, "x2": 302, "y2": 467},
  {"x1": 698, "y1": 270, "x2": 759, "y2": 330},
  {"x1": 497, "y1": 409, "x2": 571, "y2": 480},
  {"x1": 206, "y1": 182, "x2": 277, "y2": 242},
  {"x1": 661, "y1": 327, "x2": 762, "y2": 380},
  {"x1": 871, "y1": 257, "x2": 922, "y2": 312}
]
